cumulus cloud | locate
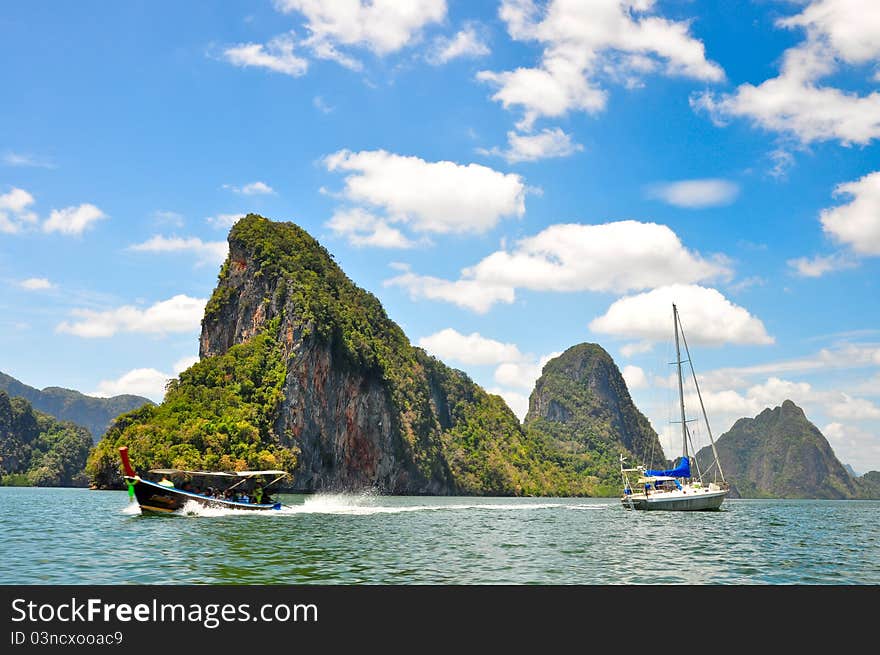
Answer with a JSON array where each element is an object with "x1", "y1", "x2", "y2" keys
[
  {"x1": 823, "y1": 422, "x2": 880, "y2": 473},
  {"x1": 478, "y1": 0, "x2": 723, "y2": 129},
  {"x1": 480, "y1": 128, "x2": 584, "y2": 163},
  {"x1": 589, "y1": 284, "x2": 774, "y2": 346},
  {"x1": 647, "y1": 179, "x2": 739, "y2": 209},
  {"x1": 326, "y1": 208, "x2": 417, "y2": 249},
  {"x1": 494, "y1": 352, "x2": 561, "y2": 391},
  {"x1": 622, "y1": 365, "x2": 648, "y2": 390},
  {"x1": 489, "y1": 386, "x2": 530, "y2": 422},
  {"x1": 418, "y1": 328, "x2": 525, "y2": 366},
  {"x1": 384, "y1": 264, "x2": 515, "y2": 314},
  {"x1": 387, "y1": 221, "x2": 729, "y2": 313},
  {"x1": 91, "y1": 356, "x2": 199, "y2": 402},
  {"x1": 56, "y1": 295, "x2": 206, "y2": 338},
  {"x1": 692, "y1": 1, "x2": 880, "y2": 145},
  {"x1": 274, "y1": 0, "x2": 446, "y2": 70},
  {"x1": 323, "y1": 149, "x2": 526, "y2": 241},
  {"x1": 129, "y1": 235, "x2": 228, "y2": 267},
  {"x1": 0, "y1": 187, "x2": 38, "y2": 234},
  {"x1": 42, "y1": 204, "x2": 107, "y2": 235},
  {"x1": 820, "y1": 171, "x2": 880, "y2": 256},
  {"x1": 223, "y1": 32, "x2": 309, "y2": 77},
  {"x1": 428, "y1": 23, "x2": 490, "y2": 64}
]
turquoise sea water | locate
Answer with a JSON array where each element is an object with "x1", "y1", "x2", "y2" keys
[{"x1": 1, "y1": 487, "x2": 877, "y2": 584}]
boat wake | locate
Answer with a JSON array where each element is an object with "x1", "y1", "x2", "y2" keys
[
  {"x1": 126, "y1": 492, "x2": 606, "y2": 517},
  {"x1": 278, "y1": 493, "x2": 577, "y2": 516}
]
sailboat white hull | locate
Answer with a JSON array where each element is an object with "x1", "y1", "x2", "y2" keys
[{"x1": 621, "y1": 488, "x2": 727, "y2": 511}]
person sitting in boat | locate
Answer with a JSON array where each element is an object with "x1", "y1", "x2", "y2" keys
[{"x1": 252, "y1": 486, "x2": 264, "y2": 504}]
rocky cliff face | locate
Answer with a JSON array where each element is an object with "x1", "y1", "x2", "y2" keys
[
  {"x1": 696, "y1": 400, "x2": 858, "y2": 498},
  {"x1": 524, "y1": 343, "x2": 666, "y2": 492},
  {"x1": 0, "y1": 371, "x2": 151, "y2": 441}
]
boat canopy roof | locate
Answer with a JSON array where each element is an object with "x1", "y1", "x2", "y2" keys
[
  {"x1": 644, "y1": 457, "x2": 690, "y2": 479},
  {"x1": 148, "y1": 469, "x2": 288, "y2": 478}
]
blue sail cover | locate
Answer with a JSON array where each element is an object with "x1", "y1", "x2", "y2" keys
[{"x1": 645, "y1": 457, "x2": 691, "y2": 478}]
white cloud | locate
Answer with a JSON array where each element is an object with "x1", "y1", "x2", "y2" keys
[
  {"x1": 91, "y1": 357, "x2": 197, "y2": 403},
  {"x1": 620, "y1": 340, "x2": 654, "y2": 358},
  {"x1": 647, "y1": 178, "x2": 739, "y2": 208},
  {"x1": 692, "y1": 1, "x2": 880, "y2": 145},
  {"x1": 778, "y1": 0, "x2": 880, "y2": 65},
  {"x1": 0, "y1": 187, "x2": 38, "y2": 234},
  {"x1": 19, "y1": 277, "x2": 54, "y2": 290},
  {"x1": 42, "y1": 204, "x2": 107, "y2": 235},
  {"x1": 172, "y1": 356, "x2": 200, "y2": 374},
  {"x1": 388, "y1": 221, "x2": 729, "y2": 313},
  {"x1": 622, "y1": 365, "x2": 648, "y2": 390},
  {"x1": 827, "y1": 394, "x2": 880, "y2": 420},
  {"x1": 429, "y1": 23, "x2": 490, "y2": 64},
  {"x1": 56, "y1": 294, "x2": 206, "y2": 338},
  {"x1": 129, "y1": 235, "x2": 228, "y2": 267},
  {"x1": 589, "y1": 284, "x2": 774, "y2": 346},
  {"x1": 223, "y1": 32, "x2": 309, "y2": 77},
  {"x1": 324, "y1": 149, "x2": 526, "y2": 235},
  {"x1": 326, "y1": 207, "x2": 417, "y2": 249},
  {"x1": 823, "y1": 422, "x2": 880, "y2": 473},
  {"x1": 787, "y1": 252, "x2": 856, "y2": 277},
  {"x1": 384, "y1": 266, "x2": 515, "y2": 314},
  {"x1": 480, "y1": 128, "x2": 584, "y2": 163},
  {"x1": 275, "y1": 0, "x2": 447, "y2": 62},
  {"x1": 418, "y1": 328, "x2": 525, "y2": 366},
  {"x1": 489, "y1": 386, "x2": 530, "y2": 422},
  {"x1": 494, "y1": 352, "x2": 561, "y2": 391},
  {"x1": 478, "y1": 0, "x2": 723, "y2": 129},
  {"x1": 820, "y1": 171, "x2": 880, "y2": 256},
  {"x1": 92, "y1": 368, "x2": 172, "y2": 401},
  {"x1": 705, "y1": 343, "x2": 880, "y2": 382},
  {"x1": 224, "y1": 181, "x2": 276, "y2": 195},
  {"x1": 206, "y1": 213, "x2": 246, "y2": 229}
]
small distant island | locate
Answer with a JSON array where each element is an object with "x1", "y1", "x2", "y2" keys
[{"x1": 2, "y1": 215, "x2": 878, "y2": 499}]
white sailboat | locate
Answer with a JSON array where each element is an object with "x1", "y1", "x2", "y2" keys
[{"x1": 620, "y1": 303, "x2": 729, "y2": 511}]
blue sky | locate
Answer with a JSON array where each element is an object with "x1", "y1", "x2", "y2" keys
[{"x1": 2, "y1": 1, "x2": 879, "y2": 472}]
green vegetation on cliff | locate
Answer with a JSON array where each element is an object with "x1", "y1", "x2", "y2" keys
[
  {"x1": 523, "y1": 343, "x2": 667, "y2": 496},
  {"x1": 87, "y1": 319, "x2": 298, "y2": 489},
  {"x1": 696, "y1": 400, "x2": 859, "y2": 499},
  {"x1": 0, "y1": 391, "x2": 93, "y2": 486}
]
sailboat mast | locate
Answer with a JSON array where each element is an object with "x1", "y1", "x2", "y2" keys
[{"x1": 673, "y1": 303, "x2": 688, "y2": 462}]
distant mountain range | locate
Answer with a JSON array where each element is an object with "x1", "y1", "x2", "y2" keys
[
  {"x1": 0, "y1": 371, "x2": 152, "y2": 441},
  {"x1": 0, "y1": 390, "x2": 92, "y2": 486}
]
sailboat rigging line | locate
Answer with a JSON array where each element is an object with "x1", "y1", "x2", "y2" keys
[
  {"x1": 673, "y1": 304, "x2": 688, "y2": 463},
  {"x1": 685, "y1": 423, "x2": 704, "y2": 483},
  {"x1": 677, "y1": 307, "x2": 726, "y2": 483}
]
